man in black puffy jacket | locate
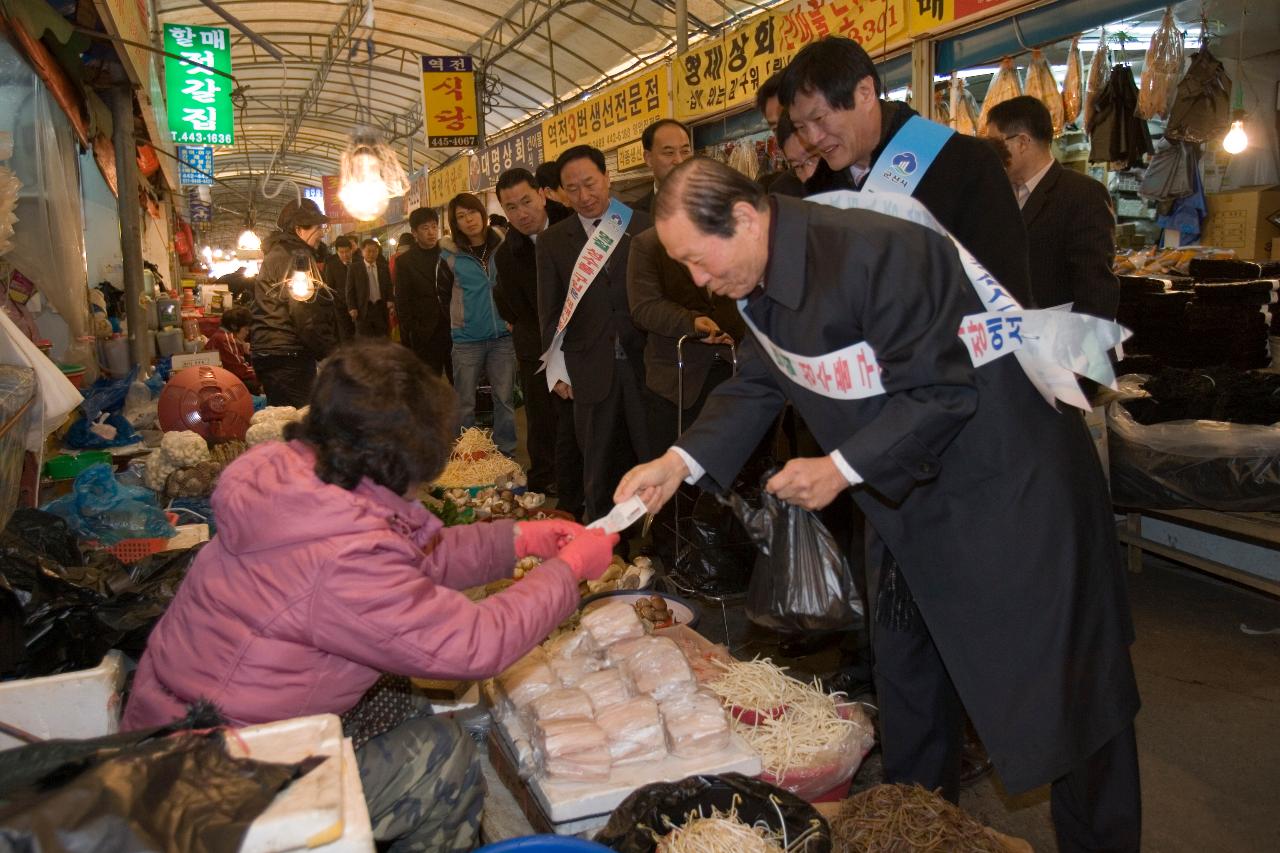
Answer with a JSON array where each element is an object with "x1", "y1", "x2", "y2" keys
[{"x1": 250, "y1": 198, "x2": 336, "y2": 407}]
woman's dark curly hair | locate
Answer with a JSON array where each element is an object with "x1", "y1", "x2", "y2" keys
[{"x1": 284, "y1": 340, "x2": 457, "y2": 494}]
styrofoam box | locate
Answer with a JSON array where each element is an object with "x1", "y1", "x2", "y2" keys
[
  {"x1": 230, "y1": 713, "x2": 373, "y2": 853},
  {"x1": 0, "y1": 651, "x2": 126, "y2": 750}
]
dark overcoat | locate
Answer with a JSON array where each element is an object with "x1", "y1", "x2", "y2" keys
[
  {"x1": 806, "y1": 101, "x2": 1033, "y2": 308},
  {"x1": 1022, "y1": 161, "x2": 1121, "y2": 320},
  {"x1": 534, "y1": 205, "x2": 653, "y2": 405},
  {"x1": 677, "y1": 195, "x2": 1139, "y2": 793}
]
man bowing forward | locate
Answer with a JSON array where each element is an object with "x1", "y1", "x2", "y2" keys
[{"x1": 617, "y1": 158, "x2": 1141, "y2": 853}]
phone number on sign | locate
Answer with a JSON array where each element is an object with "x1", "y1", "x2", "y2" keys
[{"x1": 171, "y1": 131, "x2": 232, "y2": 145}]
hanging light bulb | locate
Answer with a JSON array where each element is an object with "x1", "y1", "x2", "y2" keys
[
  {"x1": 237, "y1": 228, "x2": 262, "y2": 252},
  {"x1": 1222, "y1": 118, "x2": 1248, "y2": 155},
  {"x1": 287, "y1": 251, "x2": 316, "y2": 301},
  {"x1": 338, "y1": 126, "x2": 409, "y2": 222}
]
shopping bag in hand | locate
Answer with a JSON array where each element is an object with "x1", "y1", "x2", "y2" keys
[{"x1": 722, "y1": 481, "x2": 863, "y2": 633}]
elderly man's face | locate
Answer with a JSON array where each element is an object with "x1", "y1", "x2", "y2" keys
[
  {"x1": 656, "y1": 202, "x2": 769, "y2": 300},
  {"x1": 559, "y1": 156, "x2": 612, "y2": 220}
]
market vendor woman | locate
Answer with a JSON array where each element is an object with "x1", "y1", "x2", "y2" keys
[{"x1": 124, "y1": 339, "x2": 617, "y2": 852}]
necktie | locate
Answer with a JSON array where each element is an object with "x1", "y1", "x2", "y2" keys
[
  {"x1": 592, "y1": 219, "x2": 601, "y2": 228},
  {"x1": 1015, "y1": 183, "x2": 1030, "y2": 208}
]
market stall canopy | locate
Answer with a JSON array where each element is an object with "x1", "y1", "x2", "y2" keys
[{"x1": 155, "y1": 0, "x2": 772, "y2": 242}]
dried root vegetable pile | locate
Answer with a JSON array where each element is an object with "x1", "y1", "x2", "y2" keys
[
  {"x1": 829, "y1": 784, "x2": 1005, "y2": 853},
  {"x1": 433, "y1": 428, "x2": 524, "y2": 489},
  {"x1": 708, "y1": 659, "x2": 873, "y2": 783},
  {"x1": 657, "y1": 807, "x2": 785, "y2": 853}
]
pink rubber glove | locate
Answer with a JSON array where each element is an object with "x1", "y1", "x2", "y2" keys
[
  {"x1": 514, "y1": 518, "x2": 587, "y2": 559},
  {"x1": 556, "y1": 530, "x2": 620, "y2": 581}
]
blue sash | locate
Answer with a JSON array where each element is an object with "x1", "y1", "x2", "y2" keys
[{"x1": 861, "y1": 115, "x2": 954, "y2": 196}]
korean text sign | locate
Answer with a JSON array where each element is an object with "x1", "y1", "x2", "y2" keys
[
  {"x1": 542, "y1": 66, "x2": 669, "y2": 161},
  {"x1": 164, "y1": 23, "x2": 234, "y2": 145},
  {"x1": 177, "y1": 145, "x2": 213, "y2": 185},
  {"x1": 676, "y1": 0, "x2": 910, "y2": 121},
  {"x1": 428, "y1": 156, "x2": 472, "y2": 207},
  {"x1": 474, "y1": 126, "x2": 545, "y2": 190},
  {"x1": 422, "y1": 55, "x2": 481, "y2": 148}
]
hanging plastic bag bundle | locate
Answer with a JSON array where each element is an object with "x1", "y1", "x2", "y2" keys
[
  {"x1": 1062, "y1": 35, "x2": 1085, "y2": 127},
  {"x1": 977, "y1": 56, "x2": 1023, "y2": 136},
  {"x1": 1084, "y1": 29, "x2": 1113, "y2": 130},
  {"x1": 1024, "y1": 48, "x2": 1066, "y2": 136},
  {"x1": 1137, "y1": 8, "x2": 1185, "y2": 120},
  {"x1": 948, "y1": 74, "x2": 979, "y2": 135}
]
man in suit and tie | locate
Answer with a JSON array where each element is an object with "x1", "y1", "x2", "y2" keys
[
  {"x1": 987, "y1": 96, "x2": 1120, "y2": 321},
  {"x1": 536, "y1": 145, "x2": 655, "y2": 522},
  {"x1": 346, "y1": 238, "x2": 394, "y2": 337}
]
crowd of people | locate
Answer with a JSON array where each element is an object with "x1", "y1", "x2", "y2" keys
[{"x1": 141, "y1": 34, "x2": 1136, "y2": 853}]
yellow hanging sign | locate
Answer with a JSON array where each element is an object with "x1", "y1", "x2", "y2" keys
[
  {"x1": 542, "y1": 66, "x2": 670, "y2": 161},
  {"x1": 428, "y1": 156, "x2": 472, "y2": 207}
]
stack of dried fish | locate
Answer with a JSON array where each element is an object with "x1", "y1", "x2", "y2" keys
[
  {"x1": 977, "y1": 57, "x2": 1022, "y2": 136},
  {"x1": 1062, "y1": 35, "x2": 1084, "y2": 127},
  {"x1": 1023, "y1": 48, "x2": 1065, "y2": 135},
  {"x1": 948, "y1": 75, "x2": 978, "y2": 136},
  {"x1": 1137, "y1": 8, "x2": 1185, "y2": 119},
  {"x1": 1084, "y1": 30, "x2": 1113, "y2": 130}
]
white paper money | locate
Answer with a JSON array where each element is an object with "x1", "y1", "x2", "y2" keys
[{"x1": 586, "y1": 495, "x2": 648, "y2": 534}]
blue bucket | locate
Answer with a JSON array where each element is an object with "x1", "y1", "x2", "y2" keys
[{"x1": 477, "y1": 836, "x2": 613, "y2": 853}]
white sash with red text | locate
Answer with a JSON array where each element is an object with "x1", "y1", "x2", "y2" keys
[{"x1": 539, "y1": 197, "x2": 632, "y2": 390}]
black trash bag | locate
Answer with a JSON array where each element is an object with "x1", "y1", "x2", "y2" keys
[
  {"x1": 670, "y1": 453, "x2": 776, "y2": 596},
  {"x1": 0, "y1": 510, "x2": 202, "y2": 678},
  {"x1": 0, "y1": 705, "x2": 323, "y2": 853},
  {"x1": 722, "y1": 483, "x2": 863, "y2": 634},
  {"x1": 595, "y1": 773, "x2": 830, "y2": 853},
  {"x1": 673, "y1": 490, "x2": 758, "y2": 595}
]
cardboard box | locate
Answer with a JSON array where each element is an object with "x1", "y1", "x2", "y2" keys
[{"x1": 1202, "y1": 186, "x2": 1280, "y2": 260}]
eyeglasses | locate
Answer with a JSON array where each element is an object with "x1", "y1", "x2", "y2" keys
[{"x1": 788, "y1": 154, "x2": 820, "y2": 171}]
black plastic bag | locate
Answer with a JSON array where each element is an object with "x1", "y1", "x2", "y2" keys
[
  {"x1": 0, "y1": 509, "x2": 201, "y2": 677},
  {"x1": 673, "y1": 490, "x2": 758, "y2": 595},
  {"x1": 0, "y1": 707, "x2": 321, "y2": 853},
  {"x1": 723, "y1": 486, "x2": 863, "y2": 633},
  {"x1": 595, "y1": 773, "x2": 830, "y2": 853}
]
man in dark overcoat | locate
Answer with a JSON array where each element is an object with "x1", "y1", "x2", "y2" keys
[
  {"x1": 782, "y1": 36, "x2": 1032, "y2": 307},
  {"x1": 493, "y1": 167, "x2": 582, "y2": 512},
  {"x1": 393, "y1": 207, "x2": 452, "y2": 377},
  {"x1": 535, "y1": 145, "x2": 655, "y2": 522},
  {"x1": 616, "y1": 159, "x2": 1141, "y2": 853},
  {"x1": 987, "y1": 97, "x2": 1120, "y2": 320}
]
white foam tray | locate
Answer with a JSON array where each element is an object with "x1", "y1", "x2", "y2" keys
[
  {"x1": 0, "y1": 651, "x2": 126, "y2": 750},
  {"x1": 231, "y1": 713, "x2": 348, "y2": 853},
  {"x1": 496, "y1": 712, "x2": 762, "y2": 825}
]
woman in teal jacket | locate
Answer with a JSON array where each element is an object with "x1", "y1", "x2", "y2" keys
[{"x1": 437, "y1": 192, "x2": 517, "y2": 455}]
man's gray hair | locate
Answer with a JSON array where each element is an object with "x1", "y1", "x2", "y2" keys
[{"x1": 654, "y1": 157, "x2": 767, "y2": 238}]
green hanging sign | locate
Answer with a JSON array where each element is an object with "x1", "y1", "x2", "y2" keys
[{"x1": 163, "y1": 23, "x2": 234, "y2": 146}]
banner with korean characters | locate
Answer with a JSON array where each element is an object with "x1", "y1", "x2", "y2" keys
[
  {"x1": 177, "y1": 145, "x2": 214, "y2": 185},
  {"x1": 164, "y1": 23, "x2": 234, "y2": 145},
  {"x1": 422, "y1": 55, "x2": 482, "y2": 148},
  {"x1": 428, "y1": 156, "x2": 472, "y2": 207},
  {"x1": 473, "y1": 125, "x2": 545, "y2": 191},
  {"x1": 616, "y1": 140, "x2": 646, "y2": 171},
  {"x1": 676, "y1": 0, "x2": 917, "y2": 122},
  {"x1": 542, "y1": 66, "x2": 669, "y2": 161}
]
